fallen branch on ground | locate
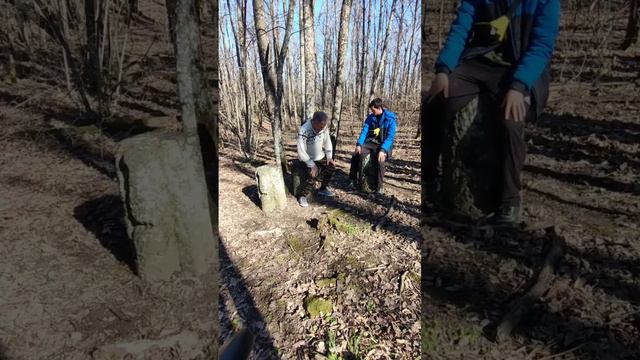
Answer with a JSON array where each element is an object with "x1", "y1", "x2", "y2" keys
[{"x1": 489, "y1": 226, "x2": 566, "y2": 343}]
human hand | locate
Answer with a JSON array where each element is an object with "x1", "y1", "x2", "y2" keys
[
  {"x1": 426, "y1": 72, "x2": 449, "y2": 103},
  {"x1": 378, "y1": 151, "x2": 386, "y2": 163},
  {"x1": 502, "y1": 89, "x2": 527, "y2": 122},
  {"x1": 310, "y1": 165, "x2": 318, "y2": 178},
  {"x1": 326, "y1": 158, "x2": 335, "y2": 168},
  {"x1": 355, "y1": 145, "x2": 361, "y2": 155}
]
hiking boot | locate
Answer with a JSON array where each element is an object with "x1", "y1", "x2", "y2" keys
[
  {"x1": 317, "y1": 186, "x2": 334, "y2": 197},
  {"x1": 490, "y1": 204, "x2": 522, "y2": 225},
  {"x1": 298, "y1": 196, "x2": 309, "y2": 207}
]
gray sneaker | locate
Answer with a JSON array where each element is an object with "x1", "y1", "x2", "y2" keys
[
  {"x1": 490, "y1": 204, "x2": 522, "y2": 225},
  {"x1": 298, "y1": 196, "x2": 309, "y2": 207},
  {"x1": 317, "y1": 187, "x2": 334, "y2": 197}
]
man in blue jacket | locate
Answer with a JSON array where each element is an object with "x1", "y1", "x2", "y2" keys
[
  {"x1": 349, "y1": 98, "x2": 397, "y2": 194},
  {"x1": 422, "y1": 0, "x2": 560, "y2": 224}
]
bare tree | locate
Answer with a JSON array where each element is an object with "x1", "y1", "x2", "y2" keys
[
  {"x1": 369, "y1": 0, "x2": 396, "y2": 99},
  {"x1": 301, "y1": 0, "x2": 316, "y2": 121},
  {"x1": 84, "y1": 0, "x2": 102, "y2": 95},
  {"x1": 253, "y1": 0, "x2": 295, "y2": 172},
  {"x1": 329, "y1": 0, "x2": 353, "y2": 155},
  {"x1": 622, "y1": 0, "x2": 640, "y2": 49},
  {"x1": 226, "y1": 0, "x2": 254, "y2": 158}
]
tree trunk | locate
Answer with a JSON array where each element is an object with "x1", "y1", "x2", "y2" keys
[
  {"x1": 622, "y1": 0, "x2": 640, "y2": 50},
  {"x1": 174, "y1": 0, "x2": 201, "y2": 135},
  {"x1": 253, "y1": 0, "x2": 295, "y2": 173},
  {"x1": 403, "y1": 0, "x2": 419, "y2": 99},
  {"x1": 84, "y1": 0, "x2": 101, "y2": 95},
  {"x1": 357, "y1": 0, "x2": 369, "y2": 118},
  {"x1": 227, "y1": 0, "x2": 252, "y2": 158},
  {"x1": 129, "y1": 0, "x2": 138, "y2": 14},
  {"x1": 390, "y1": 2, "x2": 404, "y2": 98},
  {"x1": 330, "y1": 0, "x2": 352, "y2": 156},
  {"x1": 369, "y1": 0, "x2": 396, "y2": 99},
  {"x1": 59, "y1": 0, "x2": 70, "y2": 38},
  {"x1": 299, "y1": 0, "x2": 306, "y2": 124},
  {"x1": 166, "y1": 0, "x2": 177, "y2": 49},
  {"x1": 301, "y1": 0, "x2": 316, "y2": 121}
]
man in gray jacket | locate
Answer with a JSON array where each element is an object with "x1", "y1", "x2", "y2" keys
[{"x1": 296, "y1": 111, "x2": 335, "y2": 207}]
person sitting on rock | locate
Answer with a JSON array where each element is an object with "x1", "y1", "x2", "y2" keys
[
  {"x1": 349, "y1": 98, "x2": 397, "y2": 195},
  {"x1": 422, "y1": 0, "x2": 560, "y2": 224},
  {"x1": 296, "y1": 111, "x2": 336, "y2": 207}
]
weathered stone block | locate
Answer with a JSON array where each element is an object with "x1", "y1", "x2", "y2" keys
[
  {"x1": 441, "y1": 95, "x2": 502, "y2": 220},
  {"x1": 116, "y1": 129, "x2": 216, "y2": 281},
  {"x1": 255, "y1": 165, "x2": 287, "y2": 214}
]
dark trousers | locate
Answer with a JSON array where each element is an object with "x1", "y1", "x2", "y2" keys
[
  {"x1": 349, "y1": 142, "x2": 386, "y2": 190},
  {"x1": 298, "y1": 159, "x2": 335, "y2": 197},
  {"x1": 423, "y1": 58, "x2": 530, "y2": 206}
]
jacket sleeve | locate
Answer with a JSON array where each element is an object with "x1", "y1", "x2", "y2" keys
[
  {"x1": 434, "y1": 0, "x2": 477, "y2": 73},
  {"x1": 380, "y1": 114, "x2": 397, "y2": 153},
  {"x1": 511, "y1": 0, "x2": 560, "y2": 90},
  {"x1": 297, "y1": 131, "x2": 315, "y2": 168},
  {"x1": 356, "y1": 117, "x2": 370, "y2": 146},
  {"x1": 323, "y1": 131, "x2": 333, "y2": 160}
]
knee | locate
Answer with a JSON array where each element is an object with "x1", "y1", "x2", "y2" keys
[{"x1": 502, "y1": 119, "x2": 524, "y2": 136}]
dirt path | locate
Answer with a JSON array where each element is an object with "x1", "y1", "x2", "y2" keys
[
  {"x1": 219, "y1": 114, "x2": 422, "y2": 359},
  {"x1": 422, "y1": 5, "x2": 640, "y2": 359},
  {"x1": 0, "y1": 2, "x2": 217, "y2": 359}
]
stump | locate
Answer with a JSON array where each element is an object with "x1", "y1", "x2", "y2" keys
[
  {"x1": 116, "y1": 129, "x2": 216, "y2": 282},
  {"x1": 440, "y1": 95, "x2": 502, "y2": 220},
  {"x1": 255, "y1": 165, "x2": 287, "y2": 214}
]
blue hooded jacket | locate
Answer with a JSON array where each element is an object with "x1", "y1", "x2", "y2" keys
[
  {"x1": 356, "y1": 109, "x2": 397, "y2": 154},
  {"x1": 435, "y1": 0, "x2": 560, "y2": 115}
]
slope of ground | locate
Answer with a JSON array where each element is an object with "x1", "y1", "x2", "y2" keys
[
  {"x1": 218, "y1": 112, "x2": 422, "y2": 359},
  {"x1": 422, "y1": 4, "x2": 640, "y2": 360},
  {"x1": 0, "y1": 2, "x2": 217, "y2": 359}
]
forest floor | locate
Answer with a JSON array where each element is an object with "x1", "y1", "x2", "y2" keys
[
  {"x1": 0, "y1": 1, "x2": 217, "y2": 359},
  {"x1": 218, "y1": 111, "x2": 422, "y2": 359},
  {"x1": 422, "y1": 8, "x2": 640, "y2": 360}
]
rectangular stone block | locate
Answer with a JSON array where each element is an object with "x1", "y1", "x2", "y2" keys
[
  {"x1": 116, "y1": 129, "x2": 216, "y2": 281},
  {"x1": 255, "y1": 165, "x2": 287, "y2": 214}
]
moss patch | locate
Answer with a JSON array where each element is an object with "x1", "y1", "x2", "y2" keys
[
  {"x1": 304, "y1": 296, "x2": 333, "y2": 318},
  {"x1": 422, "y1": 319, "x2": 482, "y2": 354},
  {"x1": 327, "y1": 210, "x2": 360, "y2": 236},
  {"x1": 315, "y1": 274, "x2": 346, "y2": 288},
  {"x1": 286, "y1": 236, "x2": 305, "y2": 255}
]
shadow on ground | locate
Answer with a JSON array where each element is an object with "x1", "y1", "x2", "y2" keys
[
  {"x1": 219, "y1": 238, "x2": 278, "y2": 358},
  {"x1": 422, "y1": 217, "x2": 640, "y2": 359},
  {"x1": 73, "y1": 194, "x2": 137, "y2": 274}
]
